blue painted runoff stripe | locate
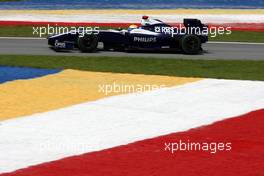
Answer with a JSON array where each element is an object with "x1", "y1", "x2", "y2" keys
[{"x1": 0, "y1": 66, "x2": 62, "y2": 84}]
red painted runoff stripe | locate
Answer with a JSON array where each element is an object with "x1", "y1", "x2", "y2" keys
[
  {"x1": 0, "y1": 21, "x2": 264, "y2": 31},
  {"x1": 0, "y1": 21, "x2": 133, "y2": 27},
  {"x1": 2, "y1": 109, "x2": 264, "y2": 176}
]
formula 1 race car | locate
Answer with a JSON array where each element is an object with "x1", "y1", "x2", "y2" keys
[{"x1": 48, "y1": 16, "x2": 208, "y2": 54}]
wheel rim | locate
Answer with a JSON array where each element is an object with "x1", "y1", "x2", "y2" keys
[
  {"x1": 185, "y1": 37, "x2": 199, "y2": 51},
  {"x1": 82, "y1": 36, "x2": 93, "y2": 46}
]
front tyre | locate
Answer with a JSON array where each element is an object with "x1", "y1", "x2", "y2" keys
[
  {"x1": 181, "y1": 34, "x2": 201, "y2": 54},
  {"x1": 78, "y1": 34, "x2": 98, "y2": 52}
]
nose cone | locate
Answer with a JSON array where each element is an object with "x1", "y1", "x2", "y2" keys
[{"x1": 48, "y1": 37, "x2": 56, "y2": 46}]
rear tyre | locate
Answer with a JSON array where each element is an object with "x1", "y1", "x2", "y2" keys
[
  {"x1": 78, "y1": 34, "x2": 98, "y2": 52},
  {"x1": 181, "y1": 34, "x2": 201, "y2": 54}
]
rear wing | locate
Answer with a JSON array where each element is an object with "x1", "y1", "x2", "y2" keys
[{"x1": 184, "y1": 19, "x2": 207, "y2": 29}]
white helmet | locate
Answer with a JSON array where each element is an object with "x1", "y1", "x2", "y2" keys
[{"x1": 141, "y1": 15, "x2": 150, "y2": 26}]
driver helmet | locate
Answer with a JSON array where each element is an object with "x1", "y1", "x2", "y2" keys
[
  {"x1": 128, "y1": 24, "x2": 138, "y2": 31},
  {"x1": 141, "y1": 15, "x2": 150, "y2": 26}
]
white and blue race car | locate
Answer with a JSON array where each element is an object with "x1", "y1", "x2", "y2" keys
[{"x1": 48, "y1": 16, "x2": 208, "y2": 54}]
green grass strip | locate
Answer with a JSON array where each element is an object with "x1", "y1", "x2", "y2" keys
[
  {"x1": 0, "y1": 55, "x2": 264, "y2": 81},
  {"x1": 209, "y1": 30, "x2": 264, "y2": 43}
]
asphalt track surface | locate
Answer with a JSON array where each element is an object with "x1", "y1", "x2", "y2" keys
[{"x1": 0, "y1": 38, "x2": 263, "y2": 60}]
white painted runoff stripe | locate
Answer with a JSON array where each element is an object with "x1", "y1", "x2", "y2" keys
[
  {"x1": 1, "y1": 79, "x2": 264, "y2": 173},
  {"x1": 1, "y1": 14, "x2": 264, "y2": 23},
  {"x1": 208, "y1": 41, "x2": 264, "y2": 45}
]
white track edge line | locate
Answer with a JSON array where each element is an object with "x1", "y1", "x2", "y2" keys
[
  {"x1": 208, "y1": 41, "x2": 264, "y2": 45},
  {"x1": 0, "y1": 37, "x2": 46, "y2": 40}
]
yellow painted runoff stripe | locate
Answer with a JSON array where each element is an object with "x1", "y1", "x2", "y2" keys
[
  {"x1": 1, "y1": 9, "x2": 264, "y2": 15},
  {"x1": 0, "y1": 70, "x2": 202, "y2": 121}
]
